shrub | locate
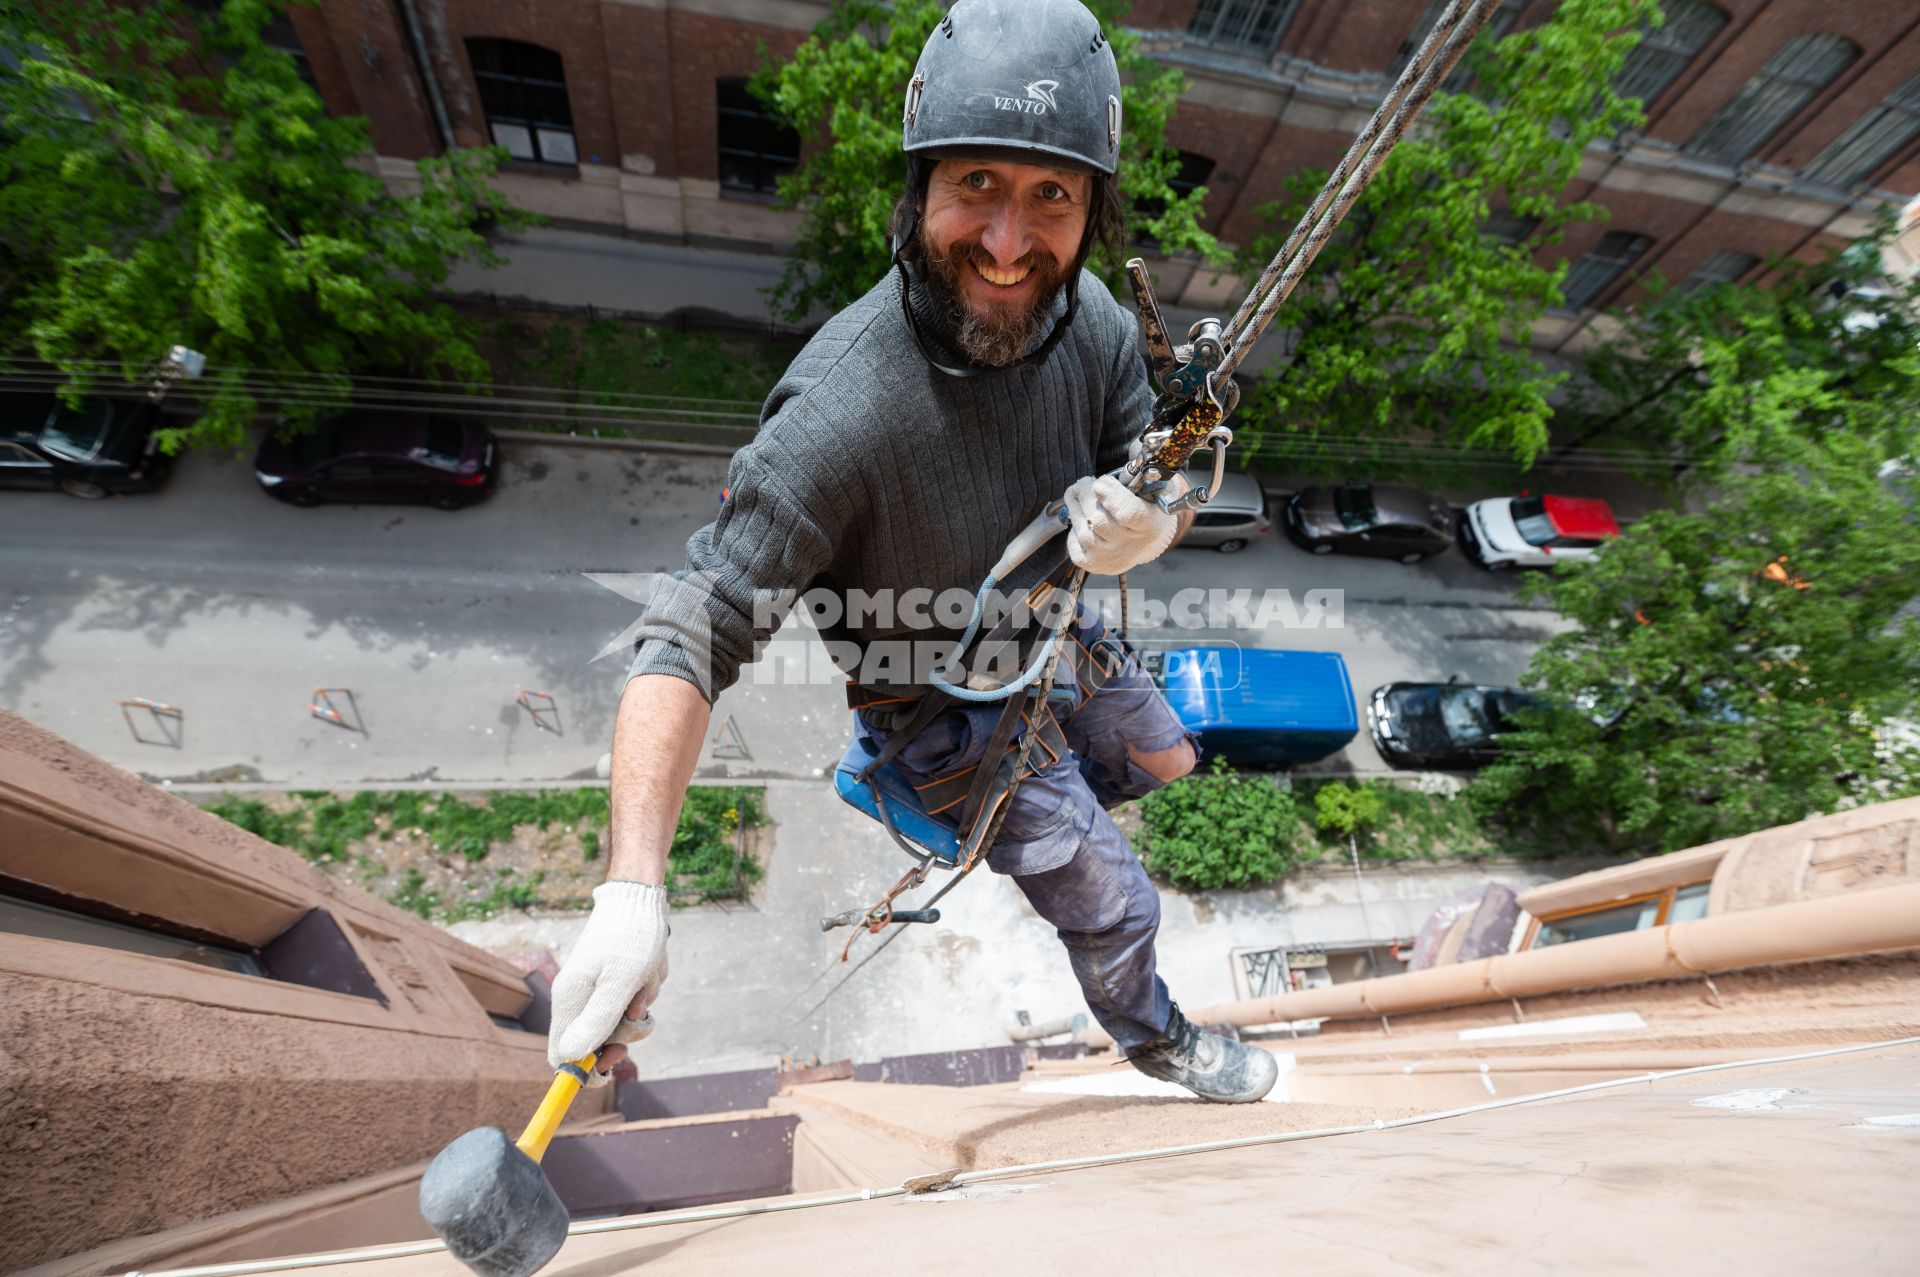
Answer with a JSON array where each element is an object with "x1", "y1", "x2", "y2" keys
[
  {"x1": 1136, "y1": 757, "x2": 1297, "y2": 891},
  {"x1": 1313, "y1": 781, "x2": 1387, "y2": 840}
]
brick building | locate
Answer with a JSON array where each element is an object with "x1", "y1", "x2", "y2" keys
[{"x1": 285, "y1": 0, "x2": 1920, "y2": 341}]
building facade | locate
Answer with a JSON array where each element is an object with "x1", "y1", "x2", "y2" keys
[{"x1": 286, "y1": 0, "x2": 1920, "y2": 339}]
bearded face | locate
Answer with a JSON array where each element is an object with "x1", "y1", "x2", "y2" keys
[{"x1": 914, "y1": 160, "x2": 1091, "y2": 366}]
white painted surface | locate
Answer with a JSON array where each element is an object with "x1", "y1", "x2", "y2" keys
[{"x1": 1456, "y1": 1011, "x2": 1647, "y2": 1042}]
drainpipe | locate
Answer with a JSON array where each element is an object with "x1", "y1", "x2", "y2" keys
[{"x1": 394, "y1": 0, "x2": 455, "y2": 153}]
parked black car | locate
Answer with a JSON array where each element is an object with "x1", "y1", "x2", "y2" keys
[
  {"x1": 1368, "y1": 680, "x2": 1544, "y2": 768},
  {"x1": 254, "y1": 411, "x2": 499, "y2": 508},
  {"x1": 0, "y1": 390, "x2": 175, "y2": 498},
  {"x1": 1284, "y1": 482, "x2": 1454, "y2": 563}
]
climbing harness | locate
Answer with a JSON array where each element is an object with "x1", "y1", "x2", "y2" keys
[{"x1": 792, "y1": 0, "x2": 1506, "y2": 1025}]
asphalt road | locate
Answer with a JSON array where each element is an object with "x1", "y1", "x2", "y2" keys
[{"x1": 0, "y1": 437, "x2": 1560, "y2": 786}]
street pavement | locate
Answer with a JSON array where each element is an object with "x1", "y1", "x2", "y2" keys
[
  {"x1": 0, "y1": 432, "x2": 1571, "y2": 1070},
  {"x1": 0, "y1": 436, "x2": 1558, "y2": 786}
]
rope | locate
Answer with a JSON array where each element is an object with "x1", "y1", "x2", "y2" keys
[{"x1": 124, "y1": 1035, "x2": 1920, "y2": 1277}]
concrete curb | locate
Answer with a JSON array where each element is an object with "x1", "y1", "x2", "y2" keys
[{"x1": 493, "y1": 429, "x2": 741, "y2": 458}]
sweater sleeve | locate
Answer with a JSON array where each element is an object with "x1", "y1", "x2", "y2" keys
[
  {"x1": 1094, "y1": 286, "x2": 1154, "y2": 475},
  {"x1": 626, "y1": 396, "x2": 857, "y2": 703}
]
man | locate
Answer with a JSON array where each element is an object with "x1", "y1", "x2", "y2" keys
[{"x1": 547, "y1": 0, "x2": 1277, "y2": 1104}]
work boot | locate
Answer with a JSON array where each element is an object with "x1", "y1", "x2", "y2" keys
[{"x1": 1126, "y1": 1004, "x2": 1278, "y2": 1104}]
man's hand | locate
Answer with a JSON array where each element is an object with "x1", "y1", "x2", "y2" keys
[
  {"x1": 1062, "y1": 474, "x2": 1181, "y2": 576},
  {"x1": 547, "y1": 880, "x2": 670, "y2": 1086}
]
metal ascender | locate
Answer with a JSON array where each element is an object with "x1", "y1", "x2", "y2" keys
[{"x1": 1120, "y1": 258, "x2": 1238, "y2": 514}]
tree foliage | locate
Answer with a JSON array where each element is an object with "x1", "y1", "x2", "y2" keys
[
  {"x1": 1571, "y1": 219, "x2": 1920, "y2": 480},
  {"x1": 1137, "y1": 756, "x2": 1298, "y2": 891},
  {"x1": 1474, "y1": 228, "x2": 1920, "y2": 851},
  {"x1": 1474, "y1": 445, "x2": 1920, "y2": 853},
  {"x1": 0, "y1": 0, "x2": 527, "y2": 452},
  {"x1": 751, "y1": 0, "x2": 1217, "y2": 323},
  {"x1": 1232, "y1": 0, "x2": 1652, "y2": 470}
]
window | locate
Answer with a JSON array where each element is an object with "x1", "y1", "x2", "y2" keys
[
  {"x1": 1391, "y1": 0, "x2": 1524, "y2": 86},
  {"x1": 716, "y1": 78, "x2": 799, "y2": 198},
  {"x1": 466, "y1": 38, "x2": 576, "y2": 165},
  {"x1": 262, "y1": 12, "x2": 323, "y2": 102},
  {"x1": 1, "y1": 891, "x2": 263, "y2": 975},
  {"x1": 1683, "y1": 33, "x2": 1858, "y2": 166},
  {"x1": 1134, "y1": 151, "x2": 1216, "y2": 248},
  {"x1": 1675, "y1": 249, "x2": 1758, "y2": 296},
  {"x1": 1562, "y1": 231, "x2": 1652, "y2": 309},
  {"x1": 1483, "y1": 208, "x2": 1538, "y2": 246},
  {"x1": 1802, "y1": 70, "x2": 1920, "y2": 190},
  {"x1": 1530, "y1": 880, "x2": 1713, "y2": 947},
  {"x1": 1187, "y1": 0, "x2": 1300, "y2": 58},
  {"x1": 1614, "y1": 0, "x2": 1727, "y2": 105},
  {"x1": 0, "y1": 441, "x2": 49, "y2": 466}
]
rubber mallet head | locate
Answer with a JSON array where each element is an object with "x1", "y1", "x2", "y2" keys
[
  {"x1": 420, "y1": 1053, "x2": 597, "y2": 1277},
  {"x1": 419, "y1": 1126, "x2": 569, "y2": 1277}
]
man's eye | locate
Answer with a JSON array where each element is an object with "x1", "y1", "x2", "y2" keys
[
  {"x1": 1041, "y1": 183, "x2": 1066, "y2": 201},
  {"x1": 965, "y1": 171, "x2": 991, "y2": 190}
]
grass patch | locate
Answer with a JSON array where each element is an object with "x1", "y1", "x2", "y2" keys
[{"x1": 206, "y1": 786, "x2": 767, "y2": 921}]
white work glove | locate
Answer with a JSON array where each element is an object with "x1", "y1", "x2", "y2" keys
[
  {"x1": 1062, "y1": 474, "x2": 1179, "y2": 576},
  {"x1": 547, "y1": 880, "x2": 669, "y2": 1086}
]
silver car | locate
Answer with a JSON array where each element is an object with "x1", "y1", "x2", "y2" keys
[{"x1": 1176, "y1": 470, "x2": 1270, "y2": 553}]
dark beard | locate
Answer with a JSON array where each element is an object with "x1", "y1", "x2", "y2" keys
[{"x1": 920, "y1": 238, "x2": 1070, "y2": 366}]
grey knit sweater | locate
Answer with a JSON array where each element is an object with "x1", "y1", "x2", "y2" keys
[{"x1": 628, "y1": 266, "x2": 1151, "y2": 700}]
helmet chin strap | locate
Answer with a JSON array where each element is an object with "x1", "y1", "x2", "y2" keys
[{"x1": 892, "y1": 171, "x2": 1096, "y2": 380}]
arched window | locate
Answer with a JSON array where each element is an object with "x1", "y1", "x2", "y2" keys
[
  {"x1": 1683, "y1": 33, "x2": 1858, "y2": 166},
  {"x1": 1563, "y1": 231, "x2": 1653, "y2": 310},
  {"x1": 1675, "y1": 250, "x2": 1758, "y2": 297},
  {"x1": 1614, "y1": 0, "x2": 1728, "y2": 105},
  {"x1": 466, "y1": 39, "x2": 576, "y2": 165},
  {"x1": 1802, "y1": 70, "x2": 1920, "y2": 190},
  {"x1": 1188, "y1": 0, "x2": 1301, "y2": 58}
]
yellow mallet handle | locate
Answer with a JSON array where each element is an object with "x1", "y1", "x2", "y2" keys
[{"x1": 515, "y1": 1052, "x2": 597, "y2": 1163}]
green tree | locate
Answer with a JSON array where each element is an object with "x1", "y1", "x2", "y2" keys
[
  {"x1": 1232, "y1": 0, "x2": 1652, "y2": 470},
  {"x1": 0, "y1": 0, "x2": 527, "y2": 452},
  {"x1": 1563, "y1": 220, "x2": 1920, "y2": 482},
  {"x1": 1136, "y1": 756, "x2": 1297, "y2": 891},
  {"x1": 751, "y1": 0, "x2": 1217, "y2": 323},
  {"x1": 1472, "y1": 445, "x2": 1920, "y2": 853}
]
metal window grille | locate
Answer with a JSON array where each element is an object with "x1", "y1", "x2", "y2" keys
[
  {"x1": 1389, "y1": 0, "x2": 1524, "y2": 85},
  {"x1": 1563, "y1": 231, "x2": 1653, "y2": 309},
  {"x1": 1614, "y1": 0, "x2": 1728, "y2": 104},
  {"x1": 1682, "y1": 33, "x2": 1858, "y2": 165},
  {"x1": 1186, "y1": 0, "x2": 1301, "y2": 58},
  {"x1": 716, "y1": 78, "x2": 799, "y2": 198},
  {"x1": 1676, "y1": 250, "x2": 1758, "y2": 295},
  {"x1": 1802, "y1": 70, "x2": 1920, "y2": 189},
  {"x1": 466, "y1": 39, "x2": 576, "y2": 165}
]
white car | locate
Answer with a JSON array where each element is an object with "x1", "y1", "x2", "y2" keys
[{"x1": 1458, "y1": 494, "x2": 1619, "y2": 569}]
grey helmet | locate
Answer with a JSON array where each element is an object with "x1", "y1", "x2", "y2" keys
[{"x1": 902, "y1": 0, "x2": 1123, "y2": 175}]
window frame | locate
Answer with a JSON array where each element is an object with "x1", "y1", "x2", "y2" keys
[
  {"x1": 1801, "y1": 70, "x2": 1920, "y2": 191},
  {"x1": 1613, "y1": 0, "x2": 1728, "y2": 107},
  {"x1": 1561, "y1": 230, "x2": 1654, "y2": 311},
  {"x1": 1682, "y1": 32, "x2": 1859, "y2": 167},
  {"x1": 465, "y1": 38, "x2": 578, "y2": 168},
  {"x1": 715, "y1": 76, "x2": 800, "y2": 201},
  {"x1": 1186, "y1": 0, "x2": 1302, "y2": 59},
  {"x1": 1524, "y1": 880, "x2": 1714, "y2": 949}
]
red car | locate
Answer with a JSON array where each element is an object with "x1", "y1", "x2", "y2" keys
[{"x1": 254, "y1": 411, "x2": 499, "y2": 509}]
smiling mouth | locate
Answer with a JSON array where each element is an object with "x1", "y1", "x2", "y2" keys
[{"x1": 970, "y1": 260, "x2": 1033, "y2": 289}]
